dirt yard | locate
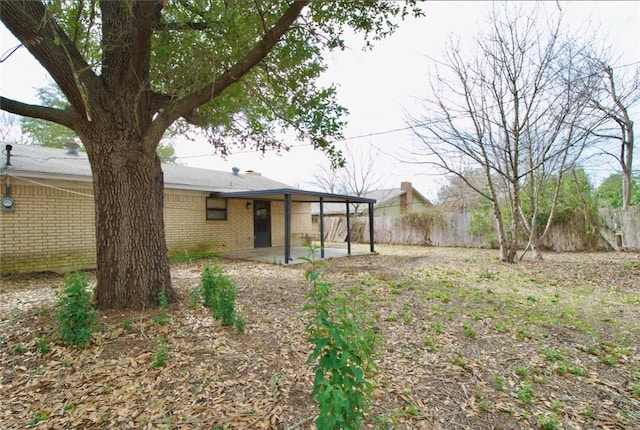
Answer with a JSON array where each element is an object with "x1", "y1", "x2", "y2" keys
[{"x1": 1, "y1": 245, "x2": 639, "y2": 429}]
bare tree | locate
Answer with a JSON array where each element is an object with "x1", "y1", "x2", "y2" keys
[
  {"x1": 0, "y1": 112, "x2": 29, "y2": 145},
  {"x1": 581, "y1": 56, "x2": 639, "y2": 209},
  {"x1": 407, "y1": 3, "x2": 596, "y2": 262},
  {"x1": 437, "y1": 168, "x2": 487, "y2": 212},
  {"x1": 311, "y1": 162, "x2": 341, "y2": 194},
  {"x1": 310, "y1": 143, "x2": 384, "y2": 212}
]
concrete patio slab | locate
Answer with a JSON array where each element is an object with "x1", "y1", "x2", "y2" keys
[{"x1": 220, "y1": 245, "x2": 375, "y2": 265}]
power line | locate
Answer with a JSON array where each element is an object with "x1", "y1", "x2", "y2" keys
[{"x1": 174, "y1": 126, "x2": 414, "y2": 160}]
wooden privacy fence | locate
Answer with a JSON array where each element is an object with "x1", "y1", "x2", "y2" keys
[
  {"x1": 319, "y1": 213, "x2": 488, "y2": 247},
  {"x1": 317, "y1": 208, "x2": 640, "y2": 251}
]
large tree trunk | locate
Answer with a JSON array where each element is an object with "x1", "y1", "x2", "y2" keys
[{"x1": 90, "y1": 138, "x2": 175, "y2": 310}]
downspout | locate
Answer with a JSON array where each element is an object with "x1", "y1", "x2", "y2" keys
[
  {"x1": 369, "y1": 201, "x2": 375, "y2": 253},
  {"x1": 284, "y1": 193, "x2": 292, "y2": 264},
  {"x1": 319, "y1": 197, "x2": 325, "y2": 258},
  {"x1": 346, "y1": 201, "x2": 351, "y2": 255}
]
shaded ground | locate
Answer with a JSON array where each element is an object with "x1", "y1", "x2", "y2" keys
[{"x1": 1, "y1": 245, "x2": 639, "y2": 429}]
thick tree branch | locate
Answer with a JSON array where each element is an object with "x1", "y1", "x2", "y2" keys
[
  {"x1": 156, "y1": 21, "x2": 220, "y2": 31},
  {"x1": 0, "y1": 96, "x2": 81, "y2": 128}
]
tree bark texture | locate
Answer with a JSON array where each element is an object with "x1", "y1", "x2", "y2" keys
[{"x1": 90, "y1": 139, "x2": 174, "y2": 309}]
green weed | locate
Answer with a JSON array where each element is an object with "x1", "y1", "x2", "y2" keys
[
  {"x1": 542, "y1": 347, "x2": 563, "y2": 362},
  {"x1": 152, "y1": 287, "x2": 168, "y2": 326},
  {"x1": 600, "y1": 355, "x2": 617, "y2": 367},
  {"x1": 555, "y1": 362, "x2": 568, "y2": 375},
  {"x1": 26, "y1": 411, "x2": 49, "y2": 427},
  {"x1": 402, "y1": 402, "x2": 419, "y2": 417},
  {"x1": 188, "y1": 286, "x2": 201, "y2": 308},
  {"x1": 152, "y1": 337, "x2": 168, "y2": 368},
  {"x1": 431, "y1": 321, "x2": 443, "y2": 334},
  {"x1": 35, "y1": 337, "x2": 51, "y2": 354},
  {"x1": 422, "y1": 335, "x2": 437, "y2": 351},
  {"x1": 402, "y1": 310, "x2": 412, "y2": 325},
  {"x1": 477, "y1": 270, "x2": 498, "y2": 281},
  {"x1": 495, "y1": 322, "x2": 510, "y2": 333},
  {"x1": 517, "y1": 380, "x2": 533, "y2": 404},
  {"x1": 516, "y1": 326, "x2": 534, "y2": 341},
  {"x1": 492, "y1": 374, "x2": 506, "y2": 391},
  {"x1": 56, "y1": 272, "x2": 96, "y2": 347},
  {"x1": 478, "y1": 399, "x2": 492, "y2": 412},
  {"x1": 583, "y1": 407, "x2": 594, "y2": 420},
  {"x1": 569, "y1": 364, "x2": 586, "y2": 376},
  {"x1": 537, "y1": 415, "x2": 560, "y2": 430},
  {"x1": 301, "y1": 247, "x2": 377, "y2": 430},
  {"x1": 234, "y1": 313, "x2": 246, "y2": 334},
  {"x1": 450, "y1": 353, "x2": 467, "y2": 368},
  {"x1": 462, "y1": 320, "x2": 477, "y2": 338},
  {"x1": 201, "y1": 263, "x2": 237, "y2": 327}
]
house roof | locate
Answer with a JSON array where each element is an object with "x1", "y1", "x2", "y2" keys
[
  {"x1": 0, "y1": 143, "x2": 290, "y2": 192},
  {"x1": 0, "y1": 144, "x2": 376, "y2": 204},
  {"x1": 310, "y1": 184, "x2": 431, "y2": 215}
]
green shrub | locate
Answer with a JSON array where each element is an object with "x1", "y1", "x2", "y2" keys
[
  {"x1": 217, "y1": 281, "x2": 236, "y2": 326},
  {"x1": 56, "y1": 272, "x2": 96, "y2": 347},
  {"x1": 200, "y1": 263, "x2": 237, "y2": 327},
  {"x1": 301, "y1": 247, "x2": 377, "y2": 430},
  {"x1": 200, "y1": 266, "x2": 219, "y2": 311}
]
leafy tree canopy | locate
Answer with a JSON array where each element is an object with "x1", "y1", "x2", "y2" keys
[
  {"x1": 596, "y1": 173, "x2": 640, "y2": 208},
  {"x1": 520, "y1": 168, "x2": 597, "y2": 225},
  {"x1": 20, "y1": 83, "x2": 179, "y2": 162},
  {"x1": 10, "y1": 1, "x2": 421, "y2": 165},
  {"x1": 20, "y1": 85, "x2": 76, "y2": 149}
]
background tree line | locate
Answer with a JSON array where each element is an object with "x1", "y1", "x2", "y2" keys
[{"x1": 405, "y1": 2, "x2": 638, "y2": 261}]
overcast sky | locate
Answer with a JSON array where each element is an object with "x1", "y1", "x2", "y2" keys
[{"x1": 1, "y1": 1, "x2": 639, "y2": 200}]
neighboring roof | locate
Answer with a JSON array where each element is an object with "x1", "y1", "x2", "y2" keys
[
  {"x1": 310, "y1": 185, "x2": 431, "y2": 215},
  {"x1": 0, "y1": 143, "x2": 290, "y2": 192}
]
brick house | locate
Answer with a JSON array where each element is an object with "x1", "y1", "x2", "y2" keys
[{"x1": 0, "y1": 144, "x2": 375, "y2": 274}]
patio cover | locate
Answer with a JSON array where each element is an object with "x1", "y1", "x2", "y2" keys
[{"x1": 212, "y1": 188, "x2": 376, "y2": 264}]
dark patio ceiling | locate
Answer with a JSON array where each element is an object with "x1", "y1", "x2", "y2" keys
[{"x1": 212, "y1": 188, "x2": 377, "y2": 204}]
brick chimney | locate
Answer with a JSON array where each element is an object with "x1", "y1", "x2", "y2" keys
[{"x1": 400, "y1": 181, "x2": 413, "y2": 214}]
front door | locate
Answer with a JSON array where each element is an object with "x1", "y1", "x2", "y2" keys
[{"x1": 253, "y1": 200, "x2": 271, "y2": 248}]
